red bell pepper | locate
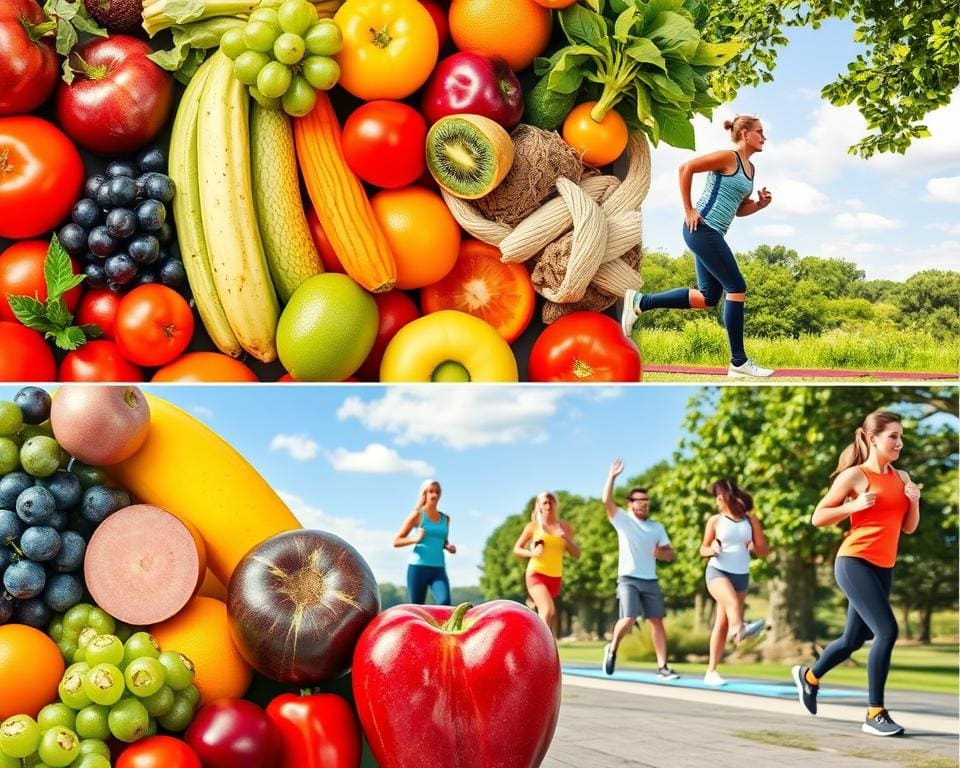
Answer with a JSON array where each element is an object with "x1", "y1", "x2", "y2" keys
[
  {"x1": 351, "y1": 600, "x2": 561, "y2": 768},
  {"x1": 266, "y1": 691, "x2": 362, "y2": 768}
]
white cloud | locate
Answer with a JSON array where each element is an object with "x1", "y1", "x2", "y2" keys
[
  {"x1": 753, "y1": 224, "x2": 796, "y2": 238},
  {"x1": 818, "y1": 238, "x2": 960, "y2": 281},
  {"x1": 270, "y1": 433, "x2": 319, "y2": 461},
  {"x1": 845, "y1": 199, "x2": 866, "y2": 210},
  {"x1": 191, "y1": 406, "x2": 214, "y2": 420},
  {"x1": 925, "y1": 222, "x2": 960, "y2": 236},
  {"x1": 833, "y1": 212, "x2": 902, "y2": 232},
  {"x1": 327, "y1": 443, "x2": 434, "y2": 476},
  {"x1": 769, "y1": 179, "x2": 829, "y2": 216},
  {"x1": 926, "y1": 176, "x2": 960, "y2": 204}
]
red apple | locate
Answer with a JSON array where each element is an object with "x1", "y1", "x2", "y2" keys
[{"x1": 420, "y1": 51, "x2": 523, "y2": 129}]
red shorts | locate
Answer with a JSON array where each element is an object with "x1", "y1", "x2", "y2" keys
[{"x1": 526, "y1": 572, "x2": 562, "y2": 599}]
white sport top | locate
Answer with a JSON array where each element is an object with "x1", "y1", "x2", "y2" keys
[{"x1": 708, "y1": 514, "x2": 753, "y2": 574}]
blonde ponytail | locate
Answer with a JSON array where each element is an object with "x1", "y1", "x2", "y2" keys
[{"x1": 832, "y1": 413, "x2": 902, "y2": 477}]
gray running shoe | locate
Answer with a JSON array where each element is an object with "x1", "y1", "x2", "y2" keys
[
  {"x1": 741, "y1": 619, "x2": 765, "y2": 640},
  {"x1": 656, "y1": 665, "x2": 680, "y2": 680},
  {"x1": 620, "y1": 289, "x2": 641, "y2": 337},
  {"x1": 602, "y1": 643, "x2": 616, "y2": 675},
  {"x1": 792, "y1": 665, "x2": 818, "y2": 715},
  {"x1": 862, "y1": 710, "x2": 904, "y2": 736}
]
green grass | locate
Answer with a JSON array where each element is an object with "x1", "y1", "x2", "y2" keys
[
  {"x1": 733, "y1": 730, "x2": 819, "y2": 751},
  {"x1": 842, "y1": 749, "x2": 959, "y2": 768}
]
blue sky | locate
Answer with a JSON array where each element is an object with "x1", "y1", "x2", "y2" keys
[{"x1": 642, "y1": 20, "x2": 960, "y2": 281}]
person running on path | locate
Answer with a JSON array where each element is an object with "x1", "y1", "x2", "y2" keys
[
  {"x1": 699, "y1": 478, "x2": 769, "y2": 686},
  {"x1": 621, "y1": 115, "x2": 775, "y2": 378},
  {"x1": 393, "y1": 479, "x2": 457, "y2": 605},
  {"x1": 513, "y1": 491, "x2": 581, "y2": 638},
  {"x1": 601, "y1": 459, "x2": 680, "y2": 679},
  {"x1": 792, "y1": 411, "x2": 921, "y2": 737}
]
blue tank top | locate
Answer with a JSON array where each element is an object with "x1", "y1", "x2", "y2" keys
[
  {"x1": 695, "y1": 151, "x2": 754, "y2": 235},
  {"x1": 409, "y1": 511, "x2": 448, "y2": 568}
]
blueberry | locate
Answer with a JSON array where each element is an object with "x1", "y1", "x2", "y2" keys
[
  {"x1": 87, "y1": 226, "x2": 116, "y2": 258},
  {"x1": 59, "y1": 223, "x2": 89, "y2": 256},
  {"x1": 128, "y1": 235, "x2": 160, "y2": 265},
  {"x1": 0, "y1": 597, "x2": 14, "y2": 624},
  {"x1": 157, "y1": 222, "x2": 174, "y2": 246},
  {"x1": 81, "y1": 486, "x2": 130, "y2": 524},
  {"x1": 52, "y1": 531, "x2": 86, "y2": 573},
  {"x1": 14, "y1": 596, "x2": 52, "y2": 628},
  {"x1": 73, "y1": 198, "x2": 102, "y2": 229},
  {"x1": 104, "y1": 253, "x2": 138, "y2": 285},
  {"x1": 3, "y1": 559, "x2": 46, "y2": 599},
  {"x1": 84, "y1": 174, "x2": 107, "y2": 200},
  {"x1": 15, "y1": 485, "x2": 56, "y2": 525},
  {"x1": 159, "y1": 258, "x2": 188, "y2": 292},
  {"x1": 108, "y1": 175, "x2": 138, "y2": 207},
  {"x1": 48, "y1": 509, "x2": 67, "y2": 531},
  {"x1": 0, "y1": 508, "x2": 25, "y2": 543},
  {"x1": 0, "y1": 471, "x2": 33, "y2": 509},
  {"x1": 0, "y1": 546, "x2": 13, "y2": 572},
  {"x1": 134, "y1": 270, "x2": 157, "y2": 286},
  {"x1": 43, "y1": 572, "x2": 83, "y2": 612},
  {"x1": 66, "y1": 510, "x2": 96, "y2": 542},
  {"x1": 136, "y1": 199, "x2": 166, "y2": 232},
  {"x1": 106, "y1": 161, "x2": 138, "y2": 178},
  {"x1": 137, "y1": 146, "x2": 166, "y2": 173},
  {"x1": 20, "y1": 526, "x2": 61, "y2": 562},
  {"x1": 83, "y1": 261, "x2": 107, "y2": 288},
  {"x1": 36, "y1": 470, "x2": 82, "y2": 510},
  {"x1": 105, "y1": 208, "x2": 137, "y2": 239},
  {"x1": 144, "y1": 174, "x2": 176, "y2": 203},
  {"x1": 13, "y1": 387, "x2": 50, "y2": 425}
]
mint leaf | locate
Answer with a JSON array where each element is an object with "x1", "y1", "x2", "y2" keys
[
  {"x1": 7, "y1": 295, "x2": 52, "y2": 331},
  {"x1": 46, "y1": 297, "x2": 73, "y2": 329},
  {"x1": 52, "y1": 326, "x2": 88, "y2": 351},
  {"x1": 45, "y1": 235, "x2": 85, "y2": 302}
]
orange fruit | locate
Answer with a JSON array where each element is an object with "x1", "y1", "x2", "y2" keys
[
  {"x1": 448, "y1": 0, "x2": 552, "y2": 72},
  {"x1": 420, "y1": 239, "x2": 535, "y2": 342},
  {"x1": 370, "y1": 186, "x2": 461, "y2": 290},
  {"x1": 0, "y1": 624, "x2": 65, "y2": 720},
  {"x1": 151, "y1": 352, "x2": 259, "y2": 382},
  {"x1": 562, "y1": 101, "x2": 629, "y2": 167},
  {"x1": 149, "y1": 597, "x2": 253, "y2": 706}
]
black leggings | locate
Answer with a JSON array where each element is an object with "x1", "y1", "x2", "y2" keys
[{"x1": 812, "y1": 556, "x2": 897, "y2": 707}]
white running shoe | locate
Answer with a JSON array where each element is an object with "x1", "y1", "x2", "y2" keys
[
  {"x1": 727, "y1": 359, "x2": 775, "y2": 378},
  {"x1": 703, "y1": 670, "x2": 726, "y2": 686},
  {"x1": 620, "y1": 289, "x2": 641, "y2": 337}
]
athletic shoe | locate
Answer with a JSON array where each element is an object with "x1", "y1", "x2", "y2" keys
[
  {"x1": 741, "y1": 619, "x2": 766, "y2": 640},
  {"x1": 727, "y1": 359, "x2": 775, "y2": 378},
  {"x1": 703, "y1": 670, "x2": 726, "y2": 686},
  {"x1": 862, "y1": 710, "x2": 904, "y2": 736},
  {"x1": 602, "y1": 643, "x2": 616, "y2": 676},
  {"x1": 656, "y1": 665, "x2": 680, "y2": 680},
  {"x1": 620, "y1": 289, "x2": 641, "y2": 337},
  {"x1": 791, "y1": 665, "x2": 818, "y2": 715}
]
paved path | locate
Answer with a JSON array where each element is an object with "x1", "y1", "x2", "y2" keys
[
  {"x1": 544, "y1": 673, "x2": 959, "y2": 768},
  {"x1": 643, "y1": 364, "x2": 958, "y2": 380}
]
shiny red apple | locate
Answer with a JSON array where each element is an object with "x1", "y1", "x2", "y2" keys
[{"x1": 420, "y1": 51, "x2": 523, "y2": 129}]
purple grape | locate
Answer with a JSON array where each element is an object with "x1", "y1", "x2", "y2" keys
[{"x1": 3, "y1": 559, "x2": 46, "y2": 599}]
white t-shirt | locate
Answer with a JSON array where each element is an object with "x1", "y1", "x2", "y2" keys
[
  {"x1": 708, "y1": 514, "x2": 753, "y2": 574},
  {"x1": 609, "y1": 508, "x2": 671, "y2": 580}
]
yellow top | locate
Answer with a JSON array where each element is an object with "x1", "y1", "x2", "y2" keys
[{"x1": 527, "y1": 524, "x2": 565, "y2": 578}]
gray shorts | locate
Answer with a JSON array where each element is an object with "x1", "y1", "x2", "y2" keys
[
  {"x1": 617, "y1": 576, "x2": 665, "y2": 620},
  {"x1": 706, "y1": 564, "x2": 749, "y2": 593}
]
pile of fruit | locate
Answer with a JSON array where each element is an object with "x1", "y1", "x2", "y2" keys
[
  {"x1": 1, "y1": 0, "x2": 736, "y2": 382},
  {"x1": 0, "y1": 384, "x2": 563, "y2": 767}
]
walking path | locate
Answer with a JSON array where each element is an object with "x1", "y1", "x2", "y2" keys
[{"x1": 643, "y1": 364, "x2": 958, "y2": 380}]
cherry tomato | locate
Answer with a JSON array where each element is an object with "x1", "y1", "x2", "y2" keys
[
  {"x1": 418, "y1": 0, "x2": 449, "y2": 50},
  {"x1": 114, "y1": 284, "x2": 195, "y2": 367},
  {"x1": 0, "y1": 240, "x2": 82, "y2": 323},
  {"x1": 75, "y1": 288, "x2": 121, "y2": 339},
  {"x1": 0, "y1": 0, "x2": 59, "y2": 115},
  {"x1": 115, "y1": 735, "x2": 202, "y2": 768},
  {"x1": 342, "y1": 101, "x2": 428, "y2": 189},
  {"x1": 58, "y1": 340, "x2": 144, "y2": 382},
  {"x1": 0, "y1": 321, "x2": 55, "y2": 381},
  {"x1": 561, "y1": 101, "x2": 629, "y2": 167},
  {"x1": 0, "y1": 116, "x2": 85, "y2": 239},
  {"x1": 151, "y1": 352, "x2": 259, "y2": 382},
  {"x1": 355, "y1": 290, "x2": 421, "y2": 380},
  {"x1": 306, "y1": 207, "x2": 344, "y2": 273},
  {"x1": 528, "y1": 310, "x2": 641, "y2": 382}
]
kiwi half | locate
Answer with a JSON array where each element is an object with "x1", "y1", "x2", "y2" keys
[{"x1": 425, "y1": 114, "x2": 515, "y2": 200}]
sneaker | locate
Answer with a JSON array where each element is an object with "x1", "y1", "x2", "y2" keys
[
  {"x1": 703, "y1": 670, "x2": 726, "y2": 686},
  {"x1": 791, "y1": 665, "x2": 818, "y2": 715},
  {"x1": 862, "y1": 710, "x2": 904, "y2": 737},
  {"x1": 656, "y1": 665, "x2": 680, "y2": 680},
  {"x1": 602, "y1": 643, "x2": 616, "y2": 676},
  {"x1": 741, "y1": 619, "x2": 765, "y2": 640},
  {"x1": 727, "y1": 359, "x2": 775, "y2": 378},
  {"x1": 727, "y1": 624, "x2": 745, "y2": 646},
  {"x1": 620, "y1": 289, "x2": 641, "y2": 337}
]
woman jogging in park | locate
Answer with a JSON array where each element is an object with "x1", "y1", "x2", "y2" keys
[
  {"x1": 792, "y1": 412, "x2": 921, "y2": 736},
  {"x1": 513, "y1": 492, "x2": 581, "y2": 638},
  {"x1": 621, "y1": 115, "x2": 775, "y2": 378},
  {"x1": 393, "y1": 479, "x2": 457, "y2": 605},
  {"x1": 699, "y1": 478, "x2": 769, "y2": 686}
]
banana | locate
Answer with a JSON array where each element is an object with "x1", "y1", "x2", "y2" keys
[
  {"x1": 168, "y1": 55, "x2": 243, "y2": 357},
  {"x1": 197, "y1": 51, "x2": 280, "y2": 362},
  {"x1": 251, "y1": 104, "x2": 324, "y2": 304},
  {"x1": 110, "y1": 394, "x2": 302, "y2": 585}
]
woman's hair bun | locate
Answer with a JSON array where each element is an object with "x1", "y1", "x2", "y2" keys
[{"x1": 722, "y1": 119, "x2": 734, "y2": 130}]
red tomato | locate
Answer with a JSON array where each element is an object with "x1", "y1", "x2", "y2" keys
[
  {"x1": 420, "y1": 239, "x2": 534, "y2": 342},
  {"x1": 419, "y1": 0, "x2": 450, "y2": 50},
  {"x1": 0, "y1": 116, "x2": 85, "y2": 239},
  {"x1": 355, "y1": 290, "x2": 420, "y2": 380},
  {"x1": 305, "y1": 208, "x2": 344, "y2": 273},
  {"x1": 528, "y1": 310, "x2": 641, "y2": 382},
  {"x1": 75, "y1": 288, "x2": 121, "y2": 339},
  {"x1": 0, "y1": 321, "x2": 55, "y2": 381},
  {"x1": 341, "y1": 101, "x2": 427, "y2": 189},
  {"x1": 152, "y1": 352, "x2": 258, "y2": 382},
  {"x1": 116, "y1": 735, "x2": 202, "y2": 768},
  {"x1": 114, "y1": 284, "x2": 195, "y2": 367},
  {"x1": 0, "y1": 240, "x2": 82, "y2": 323},
  {"x1": 0, "y1": 0, "x2": 59, "y2": 115},
  {"x1": 58, "y1": 340, "x2": 144, "y2": 382}
]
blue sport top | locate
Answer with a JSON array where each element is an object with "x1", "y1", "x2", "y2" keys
[
  {"x1": 409, "y1": 511, "x2": 448, "y2": 568},
  {"x1": 695, "y1": 151, "x2": 754, "y2": 235}
]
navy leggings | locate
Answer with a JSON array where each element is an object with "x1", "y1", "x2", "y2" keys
[
  {"x1": 407, "y1": 564, "x2": 451, "y2": 605},
  {"x1": 812, "y1": 556, "x2": 897, "y2": 707}
]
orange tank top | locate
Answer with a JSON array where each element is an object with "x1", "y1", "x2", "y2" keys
[{"x1": 837, "y1": 465, "x2": 909, "y2": 568}]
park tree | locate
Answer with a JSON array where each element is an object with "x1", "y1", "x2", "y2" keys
[
  {"x1": 893, "y1": 271, "x2": 960, "y2": 340},
  {"x1": 796, "y1": 257, "x2": 866, "y2": 300}
]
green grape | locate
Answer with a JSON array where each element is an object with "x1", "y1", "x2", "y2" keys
[
  {"x1": 84, "y1": 635, "x2": 123, "y2": 668},
  {"x1": 82, "y1": 664, "x2": 125, "y2": 707},
  {"x1": 37, "y1": 704, "x2": 76, "y2": 733},
  {"x1": 274, "y1": 32, "x2": 305, "y2": 64},
  {"x1": 0, "y1": 715, "x2": 41, "y2": 759},
  {"x1": 0, "y1": 437, "x2": 18, "y2": 474},
  {"x1": 257, "y1": 60, "x2": 293, "y2": 99},
  {"x1": 156, "y1": 697, "x2": 194, "y2": 733},
  {"x1": 124, "y1": 657, "x2": 166, "y2": 698},
  {"x1": 249, "y1": 6, "x2": 280, "y2": 24},
  {"x1": 0, "y1": 751, "x2": 18, "y2": 768},
  {"x1": 107, "y1": 698, "x2": 150, "y2": 743},
  {"x1": 249, "y1": 85, "x2": 283, "y2": 110},
  {"x1": 74, "y1": 705, "x2": 110, "y2": 741},
  {"x1": 144, "y1": 717, "x2": 158, "y2": 738},
  {"x1": 303, "y1": 19, "x2": 342, "y2": 56},
  {"x1": 122, "y1": 632, "x2": 160, "y2": 666},
  {"x1": 72, "y1": 754, "x2": 111, "y2": 768},
  {"x1": 243, "y1": 20, "x2": 281, "y2": 53},
  {"x1": 278, "y1": 0, "x2": 316, "y2": 35},
  {"x1": 58, "y1": 664, "x2": 92, "y2": 710},
  {"x1": 37, "y1": 727, "x2": 80, "y2": 768},
  {"x1": 220, "y1": 27, "x2": 247, "y2": 59},
  {"x1": 141, "y1": 686, "x2": 175, "y2": 718},
  {"x1": 175, "y1": 684, "x2": 201, "y2": 711},
  {"x1": 0, "y1": 402, "x2": 23, "y2": 436},
  {"x1": 66, "y1": 461, "x2": 107, "y2": 490},
  {"x1": 282, "y1": 74, "x2": 317, "y2": 117},
  {"x1": 76, "y1": 740, "x2": 110, "y2": 758},
  {"x1": 157, "y1": 652, "x2": 195, "y2": 691},
  {"x1": 302, "y1": 55, "x2": 340, "y2": 90},
  {"x1": 234, "y1": 50, "x2": 271, "y2": 86},
  {"x1": 20, "y1": 435, "x2": 60, "y2": 477}
]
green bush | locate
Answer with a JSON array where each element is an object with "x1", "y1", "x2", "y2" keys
[{"x1": 616, "y1": 617, "x2": 712, "y2": 663}]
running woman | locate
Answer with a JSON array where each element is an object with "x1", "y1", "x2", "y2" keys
[
  {"x1": 621, "y1": 115, "x2": 775, "y2": 378},
  {"x1": 393, "y1": 479, "x2": 457, "y2": 605},
  {"x1": 792, "y1": 412, "x2": 921, "y2": 736}
]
